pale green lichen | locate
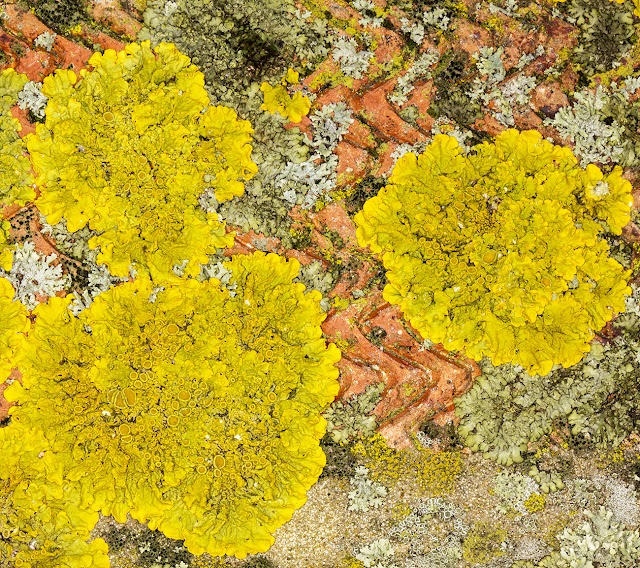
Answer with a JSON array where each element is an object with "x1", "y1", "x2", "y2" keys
[
  {"x1": 515, "y1": 506, "x2": 640, "y2": 568},
  {"x1": 562, "y1": 0, "x2": 636, "y2": 76},
  {"x1": 455, "y1": 290, "x2": 640, "y2": 469},
  {"x1": 348, "y1": 466, "x2": 388, "y2": 512},
  {"x1": 323, "y1": 382, "x2": 384, "y2": 444},
  {"x1": 356, "y1": 538, "x2": 395, "y2": 568},
  {"x1": 545, "y1": 84, "x2": 640, "y2": 167}
]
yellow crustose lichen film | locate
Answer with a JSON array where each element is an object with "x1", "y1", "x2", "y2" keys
[
  {"x1": 5, "y1": 252, "x2": 341, "y2": 559},
  {"x1": 355, "y1": 130, "x2": 633, "y2": 376},
  {"x1": 26, "y1": 41, "x2": 258, "y2": 283}
]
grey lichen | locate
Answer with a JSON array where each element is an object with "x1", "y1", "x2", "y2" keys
[
  {"x1": 492, "y1": 470, "x2": 541, "y2": 517},
  {"x1": 388, "y1": 50, "x2": 439, "y2": 108},
  {"x1": 17, "y1": 81, "x2": 48, "y2": 120},
  {"x1": 348, "y1": 466, "x2": 388, "y2": 512},
  {"x1": 274, "y1": 102, "x2": 354, "y2": 210},
  {"x1": 600, "y1": 475, "x2": 640, "y2": 528},
  {"x1": 545, "y1": 85, "x2": 639, "y2": 167},
  {"x1": 0, "y1": 241, "x2": 69, "y2": 309},
  {"x1": 518, "y1": 507, "x2": 640, "y2": 568},
  {"x1": 389, "y1": 498, "x2": 468, "y2": 568},
  {"x1": 351, "y1": 0, "x2": 386, "y2": 29},
  {"x1": 332, "y1": 36, "x2": 374, "y2": 79},
  {"x1": 39, "y1": 215, "x2": 125, "y2": 313},
  {"x1": 33, "y1": 31, "x2": 57, "y2": 52},
  {"x1": 469, "y1": 46, "x2": 539, "y2": 127},
  {"x1": 422, "y1": 6, "x2": 452, "y2": 31}
]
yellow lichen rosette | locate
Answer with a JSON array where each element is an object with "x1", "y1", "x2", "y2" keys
[
  {"x1": 8, "y1": 252, "x2": 340, "y2": 558},
  {"x1": 355, "y1": 130, "x2": 633, "y2": 375},
  {"x1": 26, "y1": 41, "x2": 257, "y2": 282}
]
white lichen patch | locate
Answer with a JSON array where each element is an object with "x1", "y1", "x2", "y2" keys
[{"x1": 1, "y1": 241, "x2": 69, "y2": 309}]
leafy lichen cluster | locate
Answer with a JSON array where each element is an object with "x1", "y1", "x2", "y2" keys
[
  {"x1": 355, "y1": 129, "x2": 633, "y2": 375},
  {"x1": 26, "y1": 41, "x2": 257, "y2": 282},
  {"x1": 323, "y1": 382, "x2": 384, "y2": 445},
  {"x1": 545, "y1": 82, "x2": 640, "y2": 168},
  {"x1": 562, "y1": 0, "x2": 638, "y2": 76},
  {"x1": 4, "y1": 252, "x2": 340, "y2": 559},
  {"x1": 514, "y1": 506, "x2": 640, "y2": 568}
]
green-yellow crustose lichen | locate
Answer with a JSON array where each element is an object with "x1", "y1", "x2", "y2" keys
[
  {"x1": 354, "y1": 130, "x2": 633, "y2": 376},
  {"x1": 352, "y1": 434, "x2": 462, "y2": 496},
  {"x1": 5, "y1": 251, "x2": 340, "y2": 560},
  {"x1": 25, "y1": 41, "x2": 258, "y2": 283}
]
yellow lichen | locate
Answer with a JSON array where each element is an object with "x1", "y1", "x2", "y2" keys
[
  {"x1": 524, "y1": 492, "x2": 546, "y2": 513},
  {"x1": 0, "y1": 424, "x2": 109, "y2": 568},
  {"x1": 260, "y1": 68, "x2": 311, "y2": 123},
  {"x1": 354, "y1": 130, "x2": 633, "y2": 375},
  {"x1": 462, "y1": 522, "x2": 507, "y2": 564},
  {"x1": 0, "y1": 278, "x2": 29, "y2": 382},
  {"x1": 352, "y1": 433, "x2": 461, "y2": 495},
  {"x1": 26, "y1": 41, "x2": 257, "y2": 283},
  {"x1": 5, "y1": 252, "x2": 340, "y2": 559},
  {"x1": 0, "y1": 68, "x2": 36, "y2": 210}
]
